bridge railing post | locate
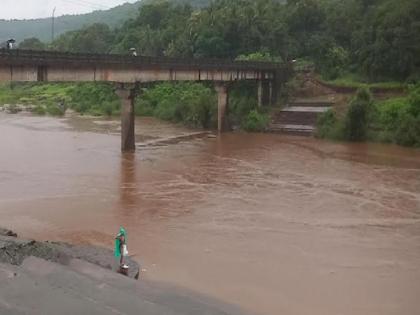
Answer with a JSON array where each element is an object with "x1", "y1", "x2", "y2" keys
[{"x1": 115, "y1": 84, "x2": 137, "y2": 153}]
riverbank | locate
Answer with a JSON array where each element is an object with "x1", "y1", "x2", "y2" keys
[
  {"x1": 0, "y1": 227, "x2": 140, "y2": 279},
  {"x1": 0, "y1": 81, "x2": 271, "y2": 132},
  {"x1": 1, "y1": 228, "x2": 252, "y2": 315},
  {"x1": 316, "y1": 85, "x2": 420, "y2": 147}
]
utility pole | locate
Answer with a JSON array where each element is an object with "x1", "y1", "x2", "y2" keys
[{"x1": 51, "y1": 7, "x2": 56, "y2": 42}]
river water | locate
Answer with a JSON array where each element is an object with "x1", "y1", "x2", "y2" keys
[{"x1": 0, "y1": 112, "x2": 419, "y2": 315}]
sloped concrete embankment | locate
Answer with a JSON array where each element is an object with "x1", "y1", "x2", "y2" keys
[
  {"x1": 0, "y1": 228, "x2": 252, "y2": 315},
  {"x1": 0, "y1": 228, "x2": 139, "y2": 279}
]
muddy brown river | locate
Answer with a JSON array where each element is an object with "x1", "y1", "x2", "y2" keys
[{"x1": 0, "y1": 112, "x2": 419, "y2": 315}]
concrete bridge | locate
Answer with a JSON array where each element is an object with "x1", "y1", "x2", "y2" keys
[{"x1": 0, "y1": 49, "x2": 289, "y2": 152}]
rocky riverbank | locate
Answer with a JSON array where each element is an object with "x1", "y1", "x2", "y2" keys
[{"x1": 0, "y1": 227, "x2": 140, "y2": 279}]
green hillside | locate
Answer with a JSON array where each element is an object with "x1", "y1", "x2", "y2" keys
[
  {"x1": 0, "y1": 1, "x2": 143, "y2": 43},
  {"x1": 0, "y1": 0, "x2": 211, "y2": 44}
]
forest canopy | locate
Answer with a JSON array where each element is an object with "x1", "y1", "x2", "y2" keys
[{"x1": 18, "y1": 0, "x2": 420, "y2": 81}]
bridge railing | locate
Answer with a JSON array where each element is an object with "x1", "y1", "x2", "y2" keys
[{"x1": 0, "y1": 49, "x2": 285, "y2": 72}]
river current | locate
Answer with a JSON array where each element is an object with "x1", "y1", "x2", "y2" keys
[{"x1": 0, "y1": 112, "x2": 419, "y2": 315}]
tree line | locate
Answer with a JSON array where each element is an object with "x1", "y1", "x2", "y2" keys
[{"x1": 17, "y1": 0, "x2": 420, "y2": 82}]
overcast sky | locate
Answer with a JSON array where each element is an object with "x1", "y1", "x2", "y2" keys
[{"x1": 0, "y1": 0, "x2": 139, "y2": 20}]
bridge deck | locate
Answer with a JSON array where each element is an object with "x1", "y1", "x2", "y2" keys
[{"x1": 0, "y1": 49, "x2": 284, "y2": 72}]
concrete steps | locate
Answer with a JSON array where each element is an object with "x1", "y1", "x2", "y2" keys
[
  {"x1": 268, "y1": 124, "x2": 315, "y2": 136},
  {"x1": 0, "y1": 256, "x2": 251, "y2": 315},
  {"x1": 284, "y1": 101, "x2": 334, "y2": 108},
  {"x1": 268, "y1": 101, "x2": 332, "y2": 136}
]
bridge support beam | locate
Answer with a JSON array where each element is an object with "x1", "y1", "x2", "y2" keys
[
  {"x1": 116, "y1": 85, "x2": 136, "y2": 153},
  {"x1": 215, "y1": 83, "x2": 229, "y2": 133}
]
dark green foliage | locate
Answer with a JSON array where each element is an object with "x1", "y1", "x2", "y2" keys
[
  {"x1": 227, "y1": 82, "x2": 261, "y2": 128},
  {"x1": 317, "y1": 85, "x2": 420, "y2": 147},
  {"x1": 33, "y1": 105, "x2": 46, "y2": 115},
  {"x1": 342, "y1": 88, "x2": 373, "y2": 141},
  {"x1": 68, "y1": 83, "x2": 120, "y2": 116},
  {"x1": 241, "y1": 110, "x2": 269, "y2": 132},
  {"x1": 112, "y1": 2, "x2": 193, "y2": 56},
  {"x1": 52, "y1": 24, "x2": 114, "y2": 54},
  {"x1": 135, "y1": 81, "x2": 266, "y2": 131},
  {"x1": 0, "y1": 83, "x2": 72, "y2": 108},
  {"x1": 0, "y1": 83, "x2": 120, "y2": 117},
  {"x1": 18, "y1": 38, "x2": 46, "y2": 50},
  {"x1": 317, "y1": 45, "x2": 349, "y2": 80},
  {"x1": 353, "y1": 0, "x2": 420, "y2": 80},
  {"x1": 394, "y1": 113, "x2": 420, "y2": 147},
  {"x1": 9, "y1": 0, "x2": 418, "y2": 81},
  {"x1": 344, "y1": 103, "x2": 368, "y2": 141},
  {"x1": 378, "y1": 84, "x2": 420, "y2": 147},
  {"x1": 407, "y1": 85, "x2": 420, "y2": 117},
  {"x1": 135, "y1": 82, "x2": 217, "y2": 128},
  {"x1": 316, "y1": 109, "x2": 342, "y2": 139},
  {"x1": 236, "y1": 52, "x2": 283, "y2": 63}
]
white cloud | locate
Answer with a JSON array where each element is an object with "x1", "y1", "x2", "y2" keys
[{"x1": 0, "y1": 0, "x2": 139, "y2": 20}]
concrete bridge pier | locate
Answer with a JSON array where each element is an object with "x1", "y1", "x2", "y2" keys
[
  {"x1": 215, "y1": 83, "x2": 230, "y2": 133},
  {"x1": 115, "y1": 85, "x2": 136, "y2": 152},
  {"x1": 258, "y1": 80, "x2": 273, "y2": 107}
]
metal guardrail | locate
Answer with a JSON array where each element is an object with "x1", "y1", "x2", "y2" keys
[{"x1": 0, "y1": 49, "x2": 284, "y2": 71}]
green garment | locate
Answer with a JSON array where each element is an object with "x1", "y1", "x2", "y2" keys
[{"x1": 114, "y1": 227, "x2": 127, "y2": 258}]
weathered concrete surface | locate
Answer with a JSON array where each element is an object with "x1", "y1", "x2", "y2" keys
[
  {"x1": 116, "y1": 87, "x2": 136, "y2": 152},
  {"x1": 0, "y1": 228, "x2": 139, "y2": 279},
  {"x1": 215, "y1": 83, "x2": 229, "y2": 132},
  {"x1": 0, "y1": 257, "x2": 252, "y2": 315},
  {"x1": 0, "y1": 50, "x2": 280, "y2": 84}
]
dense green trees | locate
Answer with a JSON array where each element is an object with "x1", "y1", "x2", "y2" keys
[
  {"x1": 18, "y1": 38, "x2": 46, "y2": 50},
  {"x1": 45, "y1": 0, "x2": 420, "y2": 82},
  {"x1": 52, "y1": 23, "x2": 114, "y2": 53}
]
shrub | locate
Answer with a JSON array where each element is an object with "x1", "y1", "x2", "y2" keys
[
  {"x1": 319, "y1": 45, "x2": 350, "y2": 80},
  {"x1": 136, "y1": 82, "x2": 217, "y2": 128},
  {"x1": 33, "y1": 105, "x2": 46, "y2": 115},
  {"x1": 228, "y1": 82, "x2": 258, "y2": 126},
  {"x1": 376, "y1": 98, "x2": 407, "y2": 131},
  {"x1": 241, "y1": 110, "x2": 269, "y2": 132},
  {"x1": 236, "y1": 52, "x2": 283, "y2": 63},
  {"x1": 373, "y1": 84, "x2": 420, "y2": 145},
  {"x1": 68, "y1": 83, "x2": 119, "y2": 115},
  {"x1": 395, "y1": 113, "x2": 420, "y2": 147},
  {"x1": 342, "y1": 88, "x2": 373, "y2": 141},
  {"x1": 316, "y1": 109, "x2": 342, "y2": 139},
  {"x1": 407, "y1": 84, "x2": 420, "y2": 117}
]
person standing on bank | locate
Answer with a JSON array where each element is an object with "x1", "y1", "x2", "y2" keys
[{"x1": 115, "y1": 227, "x2": 129, "y2": 269}]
